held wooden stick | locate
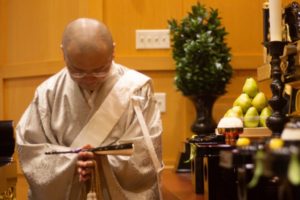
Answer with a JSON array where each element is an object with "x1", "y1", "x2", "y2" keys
[
  {"x1": 45, "y1": 143, "x2": 134, "y2": 156},
  {"x1": 93, "y1": 148, "x2": 134, "y2": 156}
]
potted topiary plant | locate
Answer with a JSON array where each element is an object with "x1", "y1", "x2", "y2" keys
[{"x1": 168, "y1": 2, "x2": 233, "y2": 135}]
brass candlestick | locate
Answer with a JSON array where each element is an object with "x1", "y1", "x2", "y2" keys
[{"x1": 266, "y1": 41, "x2": 287, "y2": 137}]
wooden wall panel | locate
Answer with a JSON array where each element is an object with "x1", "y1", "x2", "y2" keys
[
  {"x1": 0, "y1": 0, "x2": 8, "y2": 118},
  {"x1": 0, "y1": 0, "x2": 8, "y2": 65},
  {"x1": 78, "y1": 0, "x2": 103, "y2": 20},
  {"x1": 6, "y1": 0, "x2": 79, "y2": 64},
  {"x1": 103, "y1": 0, "x2": 182, "y2": 57},
  {"x1": 3, "y1": 77, "x2": 47, "y2": 122}
]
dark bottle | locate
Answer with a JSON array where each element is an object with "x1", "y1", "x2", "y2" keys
[{"x1": 246, "y1": 143, "x2": 281, "y2": 200}]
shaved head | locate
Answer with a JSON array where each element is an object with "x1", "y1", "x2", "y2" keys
[
  {"x1": 62, "y1": 18, "x2": 114, "y2": 57},
  {"x1": 62, "y1": 18, "x2": 115, "y2": 91}
]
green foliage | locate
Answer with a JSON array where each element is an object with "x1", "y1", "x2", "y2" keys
[{"x1": 168, "y1": 3, "x2": 233, "y2": 96}]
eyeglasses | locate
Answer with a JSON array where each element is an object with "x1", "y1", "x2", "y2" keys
[{"x1": 67, "y1": 62, "x2": 111, "y2": 79}]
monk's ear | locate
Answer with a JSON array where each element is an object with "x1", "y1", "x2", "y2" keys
[
  {"x1": 60, "y1": 44, "x2": 67, "y2": 62},
  {"x1": 60, "y1": 44, "x2": 64, "y2": 52}
]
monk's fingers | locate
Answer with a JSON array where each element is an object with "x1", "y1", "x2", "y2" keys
[
  {"x1": 79, "y1": 174, "x2": 91, "y2": 182},
  {"x1": 76, "y1": 153, "x2": 95, "y2": 183},
  {"x1": 81, "y1": 144, "x2": 93, "y2": 150},
  {"x1": 78, "y1": 151, "x2": 94, "y2": 160},
  {"x1": 78, "y1": 165, "x2": 93, "y2": 182},
  {"x1": 77, "y1": 165, "x2": 93, "y2": 176},
  {"x1": 77, "y1": 160, "x2": 95, "y2": 168}
]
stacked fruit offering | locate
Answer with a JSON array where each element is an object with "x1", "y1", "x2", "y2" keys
[{"x1": 224, "y1": 77, "x2": 272, "y2": 128}]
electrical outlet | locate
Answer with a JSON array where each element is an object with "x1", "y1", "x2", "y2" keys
[
  {"x1": 154, "y1": 93, "x2": 166, "y2": 113},
  {"x1": 136, "y1": 29, "x2": 170, "y2": 49}
]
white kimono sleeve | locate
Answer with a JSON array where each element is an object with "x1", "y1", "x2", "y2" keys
[{"x1": 16, "y1": 92, "x2": 82, "y2": 200}]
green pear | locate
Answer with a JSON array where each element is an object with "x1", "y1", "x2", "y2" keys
[
  {"x1": 233, "y1": 93, "x2": 252, "y2": 113},
  {"x1": 224, "y1": 109, "x2": 232, "y2": 117},
  {"x1": 244, "y1": 106, "x2": 259, "y2": 128},
  {"x1": 224, "y1": 106, "x2": 243, "y2": 118},
  {"x1": 259, "y1": 106, "x2": 272, "y2": 127},
  {"x1": 242, "y1": 77, "x2": 258, "y2": 98},
  {"x1": 252, "y1": 92, "x2": 268, "y2": 112},
  {"x1": 231, "y1": 106, "x2": 244, "y2": 118}
]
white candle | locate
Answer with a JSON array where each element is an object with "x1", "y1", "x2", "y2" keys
[{"x1": 269, "y1": 0, "x2": 282, "y2": 41}]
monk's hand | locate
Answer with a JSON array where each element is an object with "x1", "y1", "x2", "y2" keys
[{"x1": 77, "y1": 145, "x2": 95, "y2": 182}]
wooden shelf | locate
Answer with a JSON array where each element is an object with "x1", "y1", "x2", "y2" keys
[{"x1": 239, "y1": 127, "x2": 272, "y2": 138}]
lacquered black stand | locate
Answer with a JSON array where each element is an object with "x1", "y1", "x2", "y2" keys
[{"x1": 266, "y1": 41, "x2": 287, "y2": 137}]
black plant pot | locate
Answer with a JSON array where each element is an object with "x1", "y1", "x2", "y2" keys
[{"x1": 189, "y1": 95, "x2": 218, "y2": 136}]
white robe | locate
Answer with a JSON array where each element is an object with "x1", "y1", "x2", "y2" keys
[{"x1": 16, "y1": 63, "x2": 163, "y2": 200}]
